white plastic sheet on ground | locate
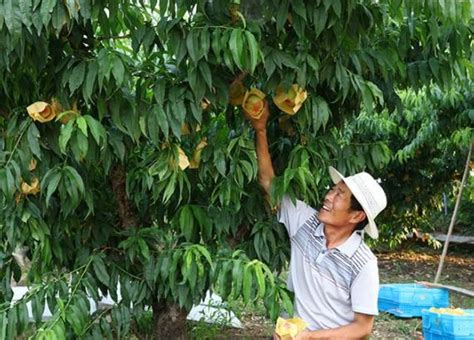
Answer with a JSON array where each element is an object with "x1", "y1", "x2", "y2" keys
[
  {"x1": 11, "y1": 286, "x2": 242, "y2": 328},
  {"x1": 187, "y1": 291, "x2": 242, "y2": 328}
]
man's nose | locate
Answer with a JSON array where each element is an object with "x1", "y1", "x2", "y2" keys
[{"x1": 325, "y1": 190, "x2": 335, "y2": 201}]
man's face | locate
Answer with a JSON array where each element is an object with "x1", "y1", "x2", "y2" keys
[{"x1": 318, "y1": 181, "x2": 363, "y2": 228}]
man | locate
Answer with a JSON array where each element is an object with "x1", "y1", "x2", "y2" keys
[{"x1": 248, "y1": 101, "x2": 387, "y2": 339}]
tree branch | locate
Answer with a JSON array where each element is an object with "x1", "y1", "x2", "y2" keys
[{"x1": 97, "y1": 34, "x2": 132, "y2": 41}]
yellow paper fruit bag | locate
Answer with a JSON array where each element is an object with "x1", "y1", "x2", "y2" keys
[
  {"x1": 273, "y1": 84, "x2": 308, "y2": 115},
  {"x1": 20, "y1": 177, "x2": 40, "y2": 195},
  {"x1": 242, "y1": 88, "x2": 266, "y2": 119},
  {"x1": 275, "y1": 317, "x2": 308, "y2": 339},
  {"x1": 430, "y1": 307, "x2": 465, "y2": 315},
  {"x1": 189, "y1": 138, "x2": 208, "y2": 169},
  {"x1": 27, "y1": 101, "x2": 56, "y2": 123},
  {"x1": 178, "y1": 147, "x2": 190, "y2": 170}
]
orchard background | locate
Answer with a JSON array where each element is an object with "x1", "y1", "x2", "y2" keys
[{"x1": 0, "y1": 0, "x2": 472, "y2": 338}]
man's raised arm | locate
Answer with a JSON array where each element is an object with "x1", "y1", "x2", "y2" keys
[{"x1": 248, "y1": 100, "x2": 275, "y2": 195}]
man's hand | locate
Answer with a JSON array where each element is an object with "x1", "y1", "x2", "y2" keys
[
  {"x1": 273, "y1": 330, "x2": 310, "y2": 340},
  {"x1": 289, "y1": 313, "x2": 374, "y2": 339},
  {"x1": 244, "y1": 99, "x2": 270, "y2": 131},
  {"x1": 294, "y1": 330, "x2": 311, "y2": 339}
]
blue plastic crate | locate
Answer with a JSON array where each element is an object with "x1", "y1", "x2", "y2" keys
[
  {"x1": 378, "y1": 284, "x2": 449, "y2": 318},
  {"x1": 422, "y1": 309, "x2": 474, "y2": 340}
]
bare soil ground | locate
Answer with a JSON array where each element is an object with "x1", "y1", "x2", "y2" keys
[{"x1": 216, "y1": 244, "x2": 474, "y2": 339}]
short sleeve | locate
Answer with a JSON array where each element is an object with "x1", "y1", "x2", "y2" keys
[
  {"x1": 277, "y1": 195, "x2": 316, "y2": 238},
  {"x1": 351, "y1": 260, "x2": 379, "y2": 315}
]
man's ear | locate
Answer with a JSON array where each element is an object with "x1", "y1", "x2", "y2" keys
[{"x1": 350, "y1": 210, "x2": 366, "y2": 224}]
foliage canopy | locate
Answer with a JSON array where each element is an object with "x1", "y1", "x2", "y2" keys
[{"x1": 0, "y1": 0, "x2": 472, "y2": 338}]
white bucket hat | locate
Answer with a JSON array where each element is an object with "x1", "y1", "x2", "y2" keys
[{"x1": 328, "y1": 166, "x2": 387, "y2": 239}]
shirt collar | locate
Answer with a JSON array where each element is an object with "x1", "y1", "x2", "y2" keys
[{"x1": 315, "y1": 223, "x2": 362, "y2": 257}]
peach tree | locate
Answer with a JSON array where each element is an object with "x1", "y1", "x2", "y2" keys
[{"x1": 0, "y1": 0, "x2": 472, "y2": 338}]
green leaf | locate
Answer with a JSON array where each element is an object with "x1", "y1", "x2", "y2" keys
[
  {"x1": 77, "y1": 0, "x2": 91, "y2": 19},
  {"x1": 254, "y1": 265, "x2": 265, "y2": 298},
  {"x1": 279, "y1": 288, "x2": 294, "y2": 315},
  {"x1": 239, "y1": 160, "x2": 254, "y2": 182},
  {"x1": 231, "y1": 260, "x2": 243, "y2": 298},
  {"x1": 154, "y1": 104, "x2": 169, "y2": 139},
  {"x1": 69, "y1": 62, "x2": 86, "y2": 93},
  {"x1": 350, "y1": 54, "x2": 362, "y2": 74},
  {"x1": 276, "y1": 0, "x2": 289, "y2": 33},
  {"x1": 159, "y1": 0, "x2": 168, "y2": 16},
  {"x1": 93, "y1": 256, "x2": 110, "y2": 287},
  {"x1": 84, "y1": 115, "x2": 106, "y2": 145},
  {"x1": 242, "y1": 265, "x2": 252, "y2": 303},
  {"x1": 167, "y1": 113, "x2": 182, "y2": 140},
  {"x1": 153, "y1": 79, "x2": 167, "y2": 105},
  {"x1": 190, "y1": 101, "x2": 202, "y2": 123},
  {"x1": 222, "y1": 39, "x2": 235, "y2": 72},
  {"x1": 361, "y1": 82, "x2": 374, "y2": 113},
  {"x1": 76, "y1": 116, "x2": 88, "y2": 137},
  {"x1": 468, "y1": 109, "x2": 474, "y2": 122},
  {"x1": 198, "y1": 61, "x2": 212, "y2": 90},
  {"x1": 66, "y1": 305, "x2": 83, "y2": 335},
  {"x1": 109, "y1": 132, "x2": 125, "y2": 160},
  {"x1": 137, "y1": 238, "x2": 150, "y2": 261},
  {"x1": 187, "y1": 68, "x2": 205, "y2": 101},
  {"x1": 83, "y1": 62, "x2": 98, "y2": 104},
  {"x1": 16, "y1": 302, "x2": 29, "y2": 334},
  {"x1": 4, "y1": 0, "x2": 23, "y2": 37},
  {"x1": 0, "y1": 312, "x2": 6, "y2": 340},
  {"x1": 332, "y1": 0, "x2": 341, "y2": 17},
  {"x1": 335, "y1": 62, "x2": 349, "y2": 100},
  {"x1": 211, "y1": 28, "x2": 222, "y2": 61},
  {"x1": 44, "y1": 170, "x2": 62, "y2": 207},
  {"x1": 199, "y1": 29, "x2": 210, "y2": 59},
  {"x1": 27, "y1": 123, "x2": 41, "y2": 159},
  {"x1": 291, "y1": 0, "x2": 306, "y2": 20},
  {"x1": 52, "y1": 321, "x2": 66, "y2": 340},
  {"x1": 146, "y1": 108, "x2": 160, "y2": 145},
  {"x1": 367, "y1": 81, "x2": 384, "y2": 106},
  {"x1": 313, "y1": 6, "x2": 327, "y2": 37},
  {"x1": 64, "y1": 165, "x2": 85, "y2": 195},
  {"x1": 40, "y1": 0, "x2": 56, "y2": 26},
  {"x1": 244, "y1": 31, "x2": 259, "y2": 74},
  {"x1": 179, "y1": 205, "x2": 194, "y2": 241},
  {"x1": 160, "y1": 255, "x2": 171, "y2": 281},
  {"x1": 192, "y1": 245, "x2": 213, "y2": 270},
  {"x1": 312, "y1": 96, "x2": 330, "y2": 132},
  {"x1": 73, "y1": 131, "x2": 89, "y2": 160},
  {"x1": 186, "y1": 31, "x2": 199, "y2": 63},
  {"x1": 7, "y1": 306, "x2": 17, "y2": 339},
  {"x1": 59, "y1": 121, "x2": 74, "y2": 153},
  {"x1": 112, "y1": 54, "x2": 125, "y2": 86},
  {"x1": 229, "y1": 29, "x2": 243, "y2": 70},
  {"x1": 52, "y1": 2, "x2": 67, "y2": 33},
  {"x1": 162, "y1": 172, "x2": 177, "y2": 203}
]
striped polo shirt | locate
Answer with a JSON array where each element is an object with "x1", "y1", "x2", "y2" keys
[{"x1": 278, "y1": 195, "x2": 379, "y2": 330}]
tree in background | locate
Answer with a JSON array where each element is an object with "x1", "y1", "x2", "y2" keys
[
  {"x1": 0, "y1": 0, "x2": 472, "y2": 338},
  {"x1": 343, "y1": 79, "x2": 473, "y2": 249}
]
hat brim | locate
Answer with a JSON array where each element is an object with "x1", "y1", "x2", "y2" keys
[{"x1": 328, "y1": 166, "x2": 379, "y2": 239}]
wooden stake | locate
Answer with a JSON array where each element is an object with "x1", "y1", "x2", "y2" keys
[
  {"x1": 417, "y1": 281, "x2": 474, "y2": 298},
  {"x1": 434, "y1": 141, "x2": 473, "y2": 283}
]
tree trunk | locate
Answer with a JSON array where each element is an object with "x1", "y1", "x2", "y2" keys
[
  {"x1": 110, "y1": 163, "x2": 139, "y2": 229},
  {"x1": 152, "y1": 300, "x2": 188, "y2": 340}
]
